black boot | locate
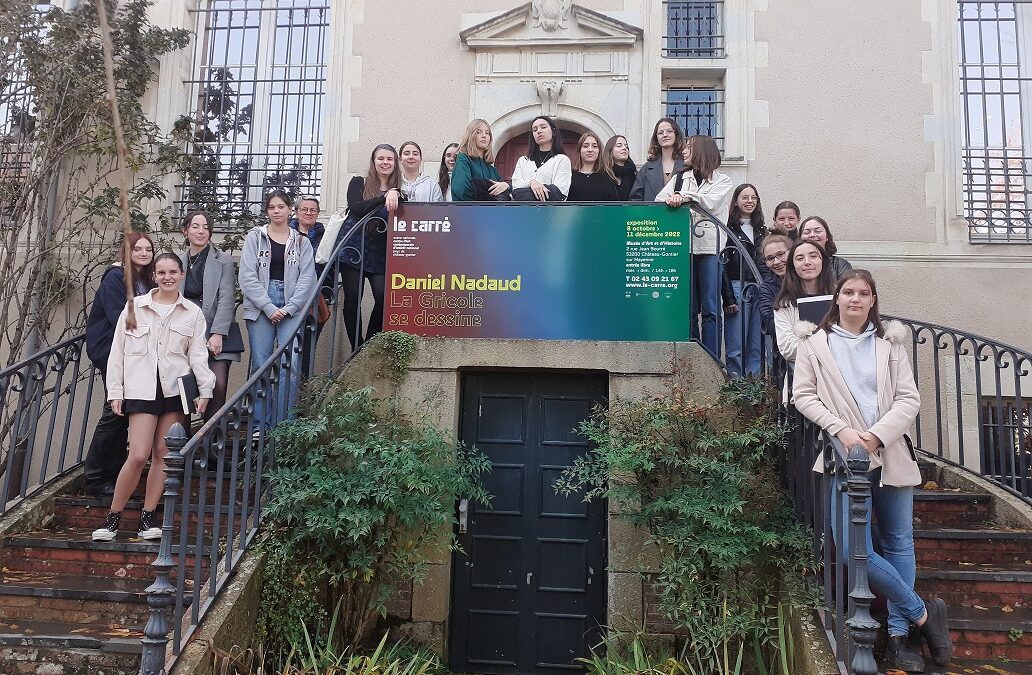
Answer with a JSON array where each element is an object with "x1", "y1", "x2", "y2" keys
[
  {"x1": 886, "y1": 635, "x2": 925, "y2": 672},
  {"x1": 919, "y1": 598, "x2": 954, "y2": 667},
  {"x1": 91, "y1": 511, "x2": 121, "y2": 542}
]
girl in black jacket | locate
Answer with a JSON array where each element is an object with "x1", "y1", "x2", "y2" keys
[
  {"x1": 605, "y1": 135, "x2": 638, "y2": 201},
  {"x1": 722, "y1": 184, "x2": 767, "y2": 377},
  {"x1": 337, "y1": 144, "x2": 403, "y2": 349}
]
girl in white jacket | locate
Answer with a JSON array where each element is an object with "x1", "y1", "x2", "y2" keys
[
  {"x1": 500, "y1": 116, "x2": 571, "y2": 201},
  {"x1": 93, "y1": 253, "x2": 215, "y2": 542},
  {"x1": 655, "y1": 135, "x2": 733, "y2": 356}
]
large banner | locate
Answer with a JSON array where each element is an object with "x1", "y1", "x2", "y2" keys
[{"x1": 384, "y1": 203, "x2": 692, "y2": 341}]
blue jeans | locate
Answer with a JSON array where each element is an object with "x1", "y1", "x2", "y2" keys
[
  {"x1": 831, "y1": 469, "x2": 925, "y2": 636},
  {"x1": 246, "y1": 281, "x2": 303, "y2": 430},
  {"x1": 724, "y1": 280, "x2": 762, "y2": 378},
  {"x1": 692, "y1": 254, "x2": 721, "y2": 355}
]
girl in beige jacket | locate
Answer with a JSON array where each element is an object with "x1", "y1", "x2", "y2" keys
[
  {"x1": 93, "y1": 253, "x2": 215, "y2": 543},
  {"x1": 792, "y1": 270, "x2": 952, "y2": 671}
]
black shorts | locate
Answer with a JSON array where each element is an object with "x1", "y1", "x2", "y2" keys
[{"x1": 122, "y1": 372, "x2": 183, "y2": 416}]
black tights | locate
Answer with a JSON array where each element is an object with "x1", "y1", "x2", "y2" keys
[
  {"x1": 205, "y1": 358, "x2": 231, "y2": 422},
  {"x1": 340, "y1": 266, "x2": 385, "y2": 350}
]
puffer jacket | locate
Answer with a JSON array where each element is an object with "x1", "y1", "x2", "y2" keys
[{"x1": 792, "y1": 320, "x2": 922, "y2": 487}]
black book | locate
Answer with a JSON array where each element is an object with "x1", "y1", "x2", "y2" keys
[
  {"x1": 177, "y1": 373, "x2": 200, "y2": 415},
  {"x1": 797, "y1": 295, "x2": 834, "y2": 325}
]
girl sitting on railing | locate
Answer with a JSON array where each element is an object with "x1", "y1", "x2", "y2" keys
[
  {"x1": 772, "y1": 240, "x2": 836, "y2": 361},
  {"x1": 792, "y1": 269, "x2": 953, "y2": 672},
  {"x1": 655, "y1": 134, "x2": 734, "y2": 356},
  {"x1": 92, "y1": 253, "x2": 215, "y2": 542}
]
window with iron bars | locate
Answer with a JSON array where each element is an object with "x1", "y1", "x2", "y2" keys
[
  {"x1": 177, "y1": 0, "x2": 329, "y2": 229},
  {"x1": 663, "y1": 86, "x2": 725, "y2": 152},
  {"x1": 980, "y1": 396, "x2": 1031, "y2": 491},
  {"x1": 959, "y1": 0, "x2": 1032, "y2": 243},
  {"x1": 0, "y1": 2, "x2": 49, "y2": 225},
  {"x1": 663, "y1": 1, "x2": 725, "y2": 58}
]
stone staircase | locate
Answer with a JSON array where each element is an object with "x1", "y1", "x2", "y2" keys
[
  {"x1": 894, "y1": 459, "x2": 1032, "y2": 674},
  {"x1": 0, "y1": 466, "x2": 248, "y2": 675}
]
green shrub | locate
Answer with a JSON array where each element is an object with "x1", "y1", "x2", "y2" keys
[
  {"x1": 256, "y1": 381, "x2": 490, "y2": 658},
  {"x1": 556, "y1": 378, "x2": 813, "y2": 672}
]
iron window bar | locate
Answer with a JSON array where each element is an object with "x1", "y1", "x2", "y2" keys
[
  {"x1": 959, "y1": 0, "x2": 1032, "y2": 243},
  {"x1": 663, "y1": 86, "x2": 725, "y2": 152},
  {"x1": 176, "y1": 0, "x2": 330, "y2": 230},
  {"x1": 662, "y1": 0, "x2": 725, "y2": 58}
]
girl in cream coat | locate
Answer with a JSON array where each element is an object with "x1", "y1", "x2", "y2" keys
[
  {"x1": 93, "y1": 253, "x2": 215, "y2": 543},
  {"x1": 792, "y1": 269, "x2": 952, "y2": 671}
]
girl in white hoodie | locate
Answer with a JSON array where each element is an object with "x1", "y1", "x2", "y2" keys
[
  {"x1": 496, "y1": 116, "x2": 571, "y2": 201},
  {"x1": 399, "y1": 141, "x2": 444, "y2": 202}
]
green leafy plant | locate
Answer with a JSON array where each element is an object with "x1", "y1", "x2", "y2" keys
[
  {"x1": 557, "y1": 378, "x2": 813, "y2": 672},
  {"x1": 365, "y1": 331, "x2": 420, "y2": 383},
  {"x1": 256, "y1": 380, "x2": 490, "y2": 659}
]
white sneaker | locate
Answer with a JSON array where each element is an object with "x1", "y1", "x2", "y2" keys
[
  {"x1": 92, "y1": 512, "x2": 121, "y2": 542},
  {"x1": 137, "y1": 509, "x2": 162, "y2": 540}
]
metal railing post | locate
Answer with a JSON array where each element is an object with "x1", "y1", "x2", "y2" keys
[
  {"x1": 139, "y1": 422, "x2": 187, "y2": 674},
  {"x1": 844, "y1": 444, "x2": 878, "y2": 675}
]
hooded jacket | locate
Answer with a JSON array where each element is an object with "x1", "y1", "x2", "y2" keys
[
  {"x1": 792, "y1": 320, "x2": 922, "y2": 487},
  {"x1": 402, "y1": 173, "x2": 444, "y2": 202},
  {"x1": 238, "y1": 224, "x2": 317, "y2": 322}
]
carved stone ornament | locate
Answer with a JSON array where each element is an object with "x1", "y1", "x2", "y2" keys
[
  {"x1": 536, "y1": 80, "x2": 565, "y2": 117},
  {"x1": 531, "y1": 0, "x2": 573, "y2": 31}
]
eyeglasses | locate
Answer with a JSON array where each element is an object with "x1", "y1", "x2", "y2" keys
[
  {"x1": 763, "y1": 251, "x2": 788, "y2": 263},
  {"x1": 298, "y1": 208, "x2": 319, "y2": 214}
]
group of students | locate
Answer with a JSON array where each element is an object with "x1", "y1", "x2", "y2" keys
[
  {"x1": 76, "y1": 114, "x2": 954, "y2": 671},
  {"x1": 84, "y1": 197, "x2": 317, "y2": 543}
]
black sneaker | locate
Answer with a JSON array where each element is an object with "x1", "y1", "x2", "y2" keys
[
  {"x1": 886, "y1": 635, "x2": 925, "y2": 672},
  {"x1": 138, "y1": 509, "x2": 162, "y2": 540},
  {"x1": 919, "y1": 598, "x2": 954, "y2": 667},
  {"x1": 91, "y1": 511, "x2": 122, "y2": 542}
]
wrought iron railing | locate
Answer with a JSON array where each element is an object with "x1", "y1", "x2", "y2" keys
[
  {"x1": 139, "y1": 208, "x2": 384, "y2": 673},
  {"x1": 0, "y1": 334, "x2": 101, "y2": 516},
  {"x1": 779, "y1": 365, "x2": 879, "y2": 675},
  {"x1": 885, "y1": 317, "x2": 1030, "y2": 504}
]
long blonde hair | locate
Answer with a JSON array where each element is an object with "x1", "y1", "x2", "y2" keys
[{"x1": 456, "y1": 118, "x2": 496, "y2": 165}]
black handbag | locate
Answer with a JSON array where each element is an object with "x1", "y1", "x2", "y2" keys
[{"x1": 220, "y1": 323, "x2": 245, "y2": 354}]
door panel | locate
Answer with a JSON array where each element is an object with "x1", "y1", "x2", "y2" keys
[{"x1": 451, "y1": 372, "x2": 607, "y2": 675}]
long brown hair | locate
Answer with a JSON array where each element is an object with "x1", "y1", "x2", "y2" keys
[
  {"x1": 573, "y1": 131, "x2": 615, "y2": 180},
  {"x1": 685, "y1": 135, "x2": 721, "y2": 182},
  {"x1": 774, "y1": 240, "x2": 836, "y2": 309},
  {"x1": 438, "y1": 142, "x2": 458, "y2": 195},
  {"x1": 456, "y1": 119, "x2": 496, "y2": 164},
  {"x1": 121, "y1": 231, "x2": 156, "y2": 291},
  {"x1": 819, "y1": 269, "x2": 884, "y2": 337},
  {"x1": 799, "y1": 215, "x2": 839, "y2": 257},
  {"x1": 363, "y1": 144, "x2": 401, "y2": 200},
  {"x1": 646, "y1": 117, "x2": 686, "y2": 161}
]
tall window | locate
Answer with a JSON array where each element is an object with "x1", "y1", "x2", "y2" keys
[
  {"x1": 959, "y1": 1, "x2": 1032, "y2": 243},
  {"x1": 663, "y1": 86, "x2": 724, "y2": 151},
  {"x1": 663, "y1": 1, "x2": 724, "y2": 58},
  {"x1": 178, "y1": 0, "x2": 329, "y2": 224},
  {"x1": 0, "y1": 2, "x2": 49, "y2": 220}
]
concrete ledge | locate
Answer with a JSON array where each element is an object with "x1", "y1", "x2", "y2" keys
[
  {"x1": 924, "y1": 455, "x2": 1032, "y2": 529},
  {"x1": 0, "y1": 471, "x2": 80, "y2": 539},
  {"x1": 170, "y1": 548, "x2": 266, "y2": 675}
]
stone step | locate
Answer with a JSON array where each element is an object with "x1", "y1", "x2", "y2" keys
[
  {"x1": 916, "y1": 561, "x2": 1032, "y2": 610},
  {"x1": 946, "y1": 604, "x2": 1032, "y2": 662},
  {"x1": 0, "y1": 571, "x2": 163, "y2": 627},
  {"x1": 0, "y1": 622, "x2": 141, "y2": 675},
  {"x1": 53, "y1": 496, "x2": 250, "y2": 537},
  {"x1": 932, "y1": 657, "x2": 1032, "y2": 674},
  {"x1": 0, "y1": 528, "x2": 210, "y2": 581},
  {"x1": 912, "y1": 488, "x2": 993, "y2": 528},
  {"x1": 914, "y1": 525, "x2": 1032, "y2": 565}
]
